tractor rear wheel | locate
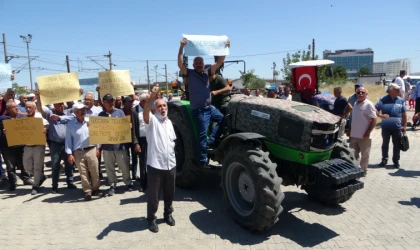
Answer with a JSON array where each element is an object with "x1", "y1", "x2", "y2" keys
[
  {"x1": 222, "y1": 145, "x2": 284, "y2": 231},
  {"x1": 170, "y1": 108, "x2": 200, "y2": 188}
]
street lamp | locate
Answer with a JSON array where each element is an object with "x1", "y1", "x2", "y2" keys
[{"x1": 20, "y1": 34, "x2": 33, "y2": 90}]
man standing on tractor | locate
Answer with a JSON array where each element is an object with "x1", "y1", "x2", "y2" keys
[
  {"x1": 177, "y1": 37, "x2": 230, "y2": 168},
  {"x1": 208, "y1": 66, "x2": 231, "y2": 111}
]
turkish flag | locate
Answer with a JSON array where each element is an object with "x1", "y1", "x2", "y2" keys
[{"x1": 292, "y1": 66, "x2": 317, "y2": 93}]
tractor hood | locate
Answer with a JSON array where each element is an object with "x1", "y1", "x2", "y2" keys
[{"x1": 226, "y1": 95, "x2": 342, "y2": 152}]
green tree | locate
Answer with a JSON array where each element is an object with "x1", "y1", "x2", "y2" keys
[
  {"x1": 12, "y1": 82, "x2": 29, "y2": 95},
  {"x1": 240, "y1": 70, "x2": 257, "y2": 88},
  {"x1": 240, "y1": 69, "x2": 267, "y2": 89},
  {"x1": 357, "y1": 67, "x2": 371, "y2": 75},
  {"x1": 249, "y1": 78, "x2": 267, "y2": 89},
  {"x1": 281, "y1": 45, "x2": 318, "y2": 80},
  {"x1": 333, "y1": 65, "x2": 348, "y2": 79}
]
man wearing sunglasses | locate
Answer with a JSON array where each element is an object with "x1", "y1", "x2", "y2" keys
[
  {"x1": 349, "y1": 87, "x2": 377, "y2": 176},
  {"x1": 375, "y1": 84, "x2": 407, "y2": 169}
]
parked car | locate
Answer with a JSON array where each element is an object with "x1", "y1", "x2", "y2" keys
[{"x1": 404, "y1": 75, "x2": 420, "y2": 86}]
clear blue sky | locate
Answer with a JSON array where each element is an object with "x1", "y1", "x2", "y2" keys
[{"x1": 1, "y1": 0, "x2": 419, "y2": 89}]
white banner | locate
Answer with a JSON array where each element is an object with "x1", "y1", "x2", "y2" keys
[{"x1": 182, "y1": 34, "x2": 229, "y2": 56}]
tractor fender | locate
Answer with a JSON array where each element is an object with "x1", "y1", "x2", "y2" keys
[{"x1": 215, "y1": 132, "x2": 266, "y2": 162}]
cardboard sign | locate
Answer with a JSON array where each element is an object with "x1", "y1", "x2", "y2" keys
[
  {"x1": 98, "y1": 70, "x2": 133, "y2": 98},
  {"x1": 3, "y1": 118, "x2": 46, "y2": 146},
  {"x1": 36, "y1": 72, "x2": 81, "y2": 105},
  {"x1": 89, "y1": 116, "x2": 131, "y2": 144}
]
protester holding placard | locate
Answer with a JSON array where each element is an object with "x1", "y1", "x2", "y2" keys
[
  {"x1": 0, "y1": 88, "x2": 16, "y2": 116},
  {"x1": 23, "y1": 101, "x2": 49, "y2": 195},
  {"x1": 143, "y1": 85, "x2": 177, "y2": 233},
  {"x1": 65, "y1": 103, "x2": 102, "y2": 201},
  {"x1": 0, "y1": 100, "x2": 33, "y2": 191},
  {"x1": 177, "y1": 37, "x2": 230, "y2": 168},
  {"x1": 98, "y1": 94, "x2": 134, "y2": 196},
  {"x1": 35, "y1": 89, "x2": 77, "y2": 193}
]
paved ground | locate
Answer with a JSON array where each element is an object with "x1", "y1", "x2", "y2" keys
[{"x1": 0, "y1": 113, "x2": 419, "y2": 250}]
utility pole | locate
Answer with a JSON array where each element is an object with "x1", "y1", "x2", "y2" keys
[
  {"x1": 2, "y1": 33, "x2": 7, "y2": 63},
  {"x1": 154, "y1": 65, "x2": 158, "y2": 85},
  {"x1": 20, "y1": 34, "x2": 33, "y2": 90},
  {"x1": 272, "y1": 62, "x2": 277, "y2": 83},
  {"x1": 66, "y1": 55, "x2": 70, "y2": 73},
  {"x1": 312, "y1": 39, "x2": 315, "y2": 60},
  {"x1": 164, "y1": 64, "x2": 168, "y2": 95},
  {"x1": 105, "y1": 51, "x2": 113, "y2": 70},
  {"x1": 146, "y1": 60, "x2": 150, "y2": 92}
]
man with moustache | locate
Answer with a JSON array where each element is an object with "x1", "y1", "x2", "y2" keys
[
  {"x1": 65, "y1": 103, "x2": 102, "y2": 201},
  {"x1": 143, "y1": 85, "x2": 177, "y2": 233},
  {"x1": 349, "y1": 87, "x2": 377, "y2": 175}
]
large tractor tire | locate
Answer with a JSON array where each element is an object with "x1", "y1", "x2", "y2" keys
[
  {"x1": 331, "y1": 138, "x2": 359, "y2": 168},
  {"x1": 222, "y1": 145, "x2": 284, "y2": 231},
  {"x1": 169, "y1": 108, "x2": 200, "y2": 188}
]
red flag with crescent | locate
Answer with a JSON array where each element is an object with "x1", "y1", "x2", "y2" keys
[{"x1": 292, "y1": 66, "x2": 317, "y2": 93}]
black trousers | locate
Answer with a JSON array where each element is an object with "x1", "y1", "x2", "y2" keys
[
  {"x1": 137, "y1": 137, "x2": 148, "y2": 189},
  {"x1": 414, "y1": 98, "x2": 420, "y2": 126},
  {"x1": 147, "y1": 166, "x2": 175, "y2": 222},
  {"x1": 381, "y1": 129, "x2": 401, "y2": 164},
  {"x1": 1, "y1": 146, "x2": 30, "y2": 183}
]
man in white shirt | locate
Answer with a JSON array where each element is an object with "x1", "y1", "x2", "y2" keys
[
  {"x1": 279, "y1": 86, "x2": 292, "y2": 100},
  {"x1": 144, "y1": 85, "x2": 176, "y2": 233},
  {"x1": 349, "y1": 87, "x2": 377, "y2": 175},
  {"x1": 394, "y1": 70, "x2": 406, "y2": 98}
]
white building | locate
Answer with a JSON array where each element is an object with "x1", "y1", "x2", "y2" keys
[{"x1": 373, "y1": 59, "x2": 411, "y2": 79}]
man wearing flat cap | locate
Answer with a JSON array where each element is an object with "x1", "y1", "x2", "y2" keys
[
  {"x1": 375, "y1": 83, "x2": 407, "y2": 169},
  {"x1": 98, "y1": 94, "x2": 134, "y2": 196}
]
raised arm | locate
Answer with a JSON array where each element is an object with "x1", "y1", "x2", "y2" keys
[
  {"x1": 143, "y1": 85, "x2": 159, "y2": 124},
  {"x1": 34, "y1": 89, "x2": 46, "y2": 117},
  {"x1": 178, "y1": 38, "x2": 188, "y2": 76},
  {"x1": 210, "y1": 40, "x2": 230, "y2": 75}
]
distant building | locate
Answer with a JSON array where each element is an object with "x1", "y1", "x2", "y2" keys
[
  {"x1": 323, "y1": 48, "x2": 374, "y2": 79},
  {"x1": 373, "y1": 59, "x2": 411, "y2": 79}
]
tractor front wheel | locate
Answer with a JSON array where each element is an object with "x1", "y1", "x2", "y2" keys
[{"x1": 222, "y1": 145, "x2": 284, "y2": 231}]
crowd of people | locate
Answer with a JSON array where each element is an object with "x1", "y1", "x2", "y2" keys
[{"x1": 0, "y1": 36, "x2": 418, "y2": 232}]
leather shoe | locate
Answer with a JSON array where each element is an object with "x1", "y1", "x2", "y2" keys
[
  {"x1": 85, "y1": 193, "x2": 92, "y2": 201},
  {"x1": 378, "y1": 160, "x2": 387, "y2": 167},
  {"x1": 67, "y1": 183, "x2": 77, "y2": 189},
  {"x1": 164, "y1": 215, "x2": 175, "y2": 226},
  {"x1": 148, "y1": 220, "x2": 159, "y2": 233}
]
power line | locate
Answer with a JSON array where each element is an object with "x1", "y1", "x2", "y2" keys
[
  {"x1": 5, "y1": 45, "x2": 306, "y2": 62},
  {"x1": 7, "y1": 44, "x2": 105, "y2": 55}
]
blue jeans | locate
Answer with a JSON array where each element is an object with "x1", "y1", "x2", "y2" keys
[
  {"x1": 50, "y1": 141, "x2": 74, "y2": 188},
  {"x1": 192, "y1": 106, "x2": 224, "y2": 165}
]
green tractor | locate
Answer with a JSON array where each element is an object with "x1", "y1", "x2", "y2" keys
[{"x1": 168, "y1": 59, "x2": 364, "y2": 232}]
